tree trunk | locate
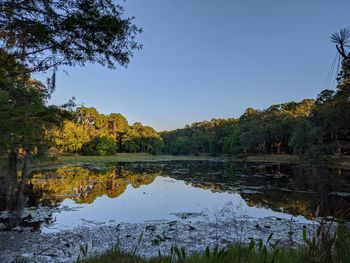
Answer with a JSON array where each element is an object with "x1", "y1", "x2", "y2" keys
[
  {"x1": 117, "y1": 132, "x2": 124, "y2": 152},
  {"x1": 276, "y1": 142, "x2": 282, "y2": 155},
  {"x1": 15, "y1": 149, "x2": 30, "y2": 218},
  {"x1": 6, "y1": 148, "x2": 18, "y2": 211},
  {"x1": 8, "y1": 148, "x2": 18, "y2": 180}
]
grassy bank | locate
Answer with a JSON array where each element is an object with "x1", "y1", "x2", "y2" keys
[
  {"x1": 245, "y1": 154, "x2": 350, "y2": 168},
  {"x1": 32, "y1": 153, "x2": 222, "y2": 169},
  {"x1": 245, "y1": 154, "x2": 300, "y2": 164},
  {"x1": 2, "y1": 153, "x2": 349, "y2": 170}
]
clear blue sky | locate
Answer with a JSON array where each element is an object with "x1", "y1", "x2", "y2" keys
[{"x1": 47, "y1": 0, "x2": 349, "y2": 131}]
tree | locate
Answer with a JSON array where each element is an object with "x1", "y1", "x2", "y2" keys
[
  {"x1": 0, "y1": 0, "x2": 142, "y2": 73},
  {"x1": 81, "y1": 136, "x2": 117, "y2": 156},
  {"x1": 0, "y1": 0, "x2": 142, "y2": 213},
  {"x1": 49, "y1": 120, "x2": 89, "y2": 153},
  {"x1": 107, "y1": 113, "x2": 128, "y2": 152},
  {"x1": 124, "y1": 123, "x2": 164, "y2": 154},
  {"x1": 0, "y1": 71, "x2": 69, "y2": 157},
  {"x1": 0, "y1": 70, "x2": 70, "y2": 212},
  {"x1": 331, "y1": 28, "x2": 350, "y2": 82},
  {"x1": 76, "y1": 107, "x2": 104, "y2": 137}
]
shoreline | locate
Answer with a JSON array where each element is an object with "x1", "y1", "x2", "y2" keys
[
  {"x1": 244, "y1": 154, "x2": 350, "y2": 169},
  {"x1": 30, "y1": 154, "x2": 227, "y2": 171},
  {"x1": 2, "y1": 153, "x2": 350, "y2": 172},
  {"x1": 0, "y1": 215, "x2": 316, "y2": 263},
  {"x1": 33, "y1": 153, "x2": 350, "y2": 170}
]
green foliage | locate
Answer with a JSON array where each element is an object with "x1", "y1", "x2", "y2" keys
[
  {"x1": 302, "y1": 222, "x2": 350, "y2": 263},
  {"x1": 124, "y1": 123, "x2": 164, "y2": 154},
  {"x1": 49, "y1": 108, "x2": 164, "y2": 155},
  {"x1": 0, "y1": 74, "x2": 70, "y2": 153},
  {"x1": 161, "y1": 100, "x2": 316, "y2": 157},
  {"x1": 0, "y1": 0, "x2": 142, "y2": 72},
  {"x1": 50, "y1": 121, "x2": 89, "y2": 153},
  {"x1": 161, "y1": 119, "x2": 239, "y2": 156},
  {"x1": 82, "y1": 136, "x2": 117, "y2": 156}
]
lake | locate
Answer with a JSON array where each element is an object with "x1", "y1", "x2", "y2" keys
[{"x1": 1, "y1": 160, "x2": 349, "y2": 233}]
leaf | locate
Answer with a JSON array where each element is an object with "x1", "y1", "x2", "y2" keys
[
  {"x1": 249, "y1": 239, "x2": 255, "y2": 252},
  {"x1": 174, "y1": 246, "x2": 182, "y2": 259},
  {"x1": 267, "y1": 233, "x2": 273, "y2": 243},
  {"x1": 303, "y1": 228, "x2": 307, "y2": 242},
  {"x1": 205, "y1": 246, "x2": 210, "y2": 258}
]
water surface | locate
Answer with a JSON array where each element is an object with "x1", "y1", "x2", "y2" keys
[{"x1": 1, "y1": 161, "x2": 349, "y2": 232}]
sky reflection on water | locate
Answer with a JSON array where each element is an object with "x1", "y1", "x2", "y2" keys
[
  {"x1": 2, "y1": 161, "x2": 349, "y2": 232},
  {"x1": 46, "y1": 175, "x2": 308, "y2": 233}
]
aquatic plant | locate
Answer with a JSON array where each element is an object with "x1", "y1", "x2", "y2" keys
[{"x1": 79, "y1": 221, "x2": 350, "y2": 263}]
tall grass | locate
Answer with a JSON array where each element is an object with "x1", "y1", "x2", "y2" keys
[{"x1": 80, "y1": 221, "x2": 350, "y2": 263}]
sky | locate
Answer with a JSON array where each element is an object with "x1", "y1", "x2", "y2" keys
[{"x1": 46, "y1": 0, "x2": 350, "y2": 131}]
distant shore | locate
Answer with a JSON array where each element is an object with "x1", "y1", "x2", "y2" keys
[
  {"x1": 244, "y1": 154, "x2": 350, "y2": 169},
  {"x1": 1, "y1": 153, "x2": 350, "y2": 173},
  {"x1": 39, "y1": 153, "x2": 350, "y2": 169},
  {"x1": 30, "y1": 153, "x2": 225, "y2": 170}
]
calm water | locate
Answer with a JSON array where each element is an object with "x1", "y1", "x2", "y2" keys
[{"x1": 1, "y1": 161, "x2": 350, "y2": 232}]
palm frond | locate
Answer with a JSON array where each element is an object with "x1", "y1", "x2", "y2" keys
[{"x1": 331, "y1": 28, "x2": 350, "y2": 45}]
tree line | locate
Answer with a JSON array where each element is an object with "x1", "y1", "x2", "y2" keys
[
  {"x1": 49, "y1": 74, "x2": 349, "y2": 162},
  {"x1": 161, "y1": 87, "x2": 349, "y2": 161},
  {"x1": 48, "y1": 107, "x2": 164, "y2": 155},
  {"x1": 161, "y1": 99, "x2": 314, "y2": 156}
]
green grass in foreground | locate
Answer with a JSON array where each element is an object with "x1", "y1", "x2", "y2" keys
[
  {"x1": 81, "y1": 223, "x2": 350, "y2": 263},
  {"x1": 80, "y1": 245, "x2": 305, "y2": 263}
]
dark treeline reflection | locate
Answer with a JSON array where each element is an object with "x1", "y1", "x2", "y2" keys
[{"x1": 1, "y1": 161, "x2": 350, "y2": 230}]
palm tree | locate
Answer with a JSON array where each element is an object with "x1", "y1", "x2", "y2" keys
[
  {"x1": 331, "y1": 28, "x2": 350, "y2": 60},
  {"x1": 331, "y1": 29, "x2": 350, "y2": 82}
]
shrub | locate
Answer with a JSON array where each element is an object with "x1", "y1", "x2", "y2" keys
[{"x1": 82, "y1": 136, "x2": 117, "y2": 156}]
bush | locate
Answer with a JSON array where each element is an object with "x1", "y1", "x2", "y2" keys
[{"x1": 82, "y1": 136, "x2": 117, "y2": 156}]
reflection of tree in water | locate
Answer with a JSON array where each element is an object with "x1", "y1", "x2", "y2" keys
[
  {"x1": 161, "y1": 162, "x2": 350, "y2": 220},
  {"x1": 29, "y1": 166, "x2": 160, "y2": 204},
  {"x1": 243, "y1": 166, "x2": 350, "y2": 220},
  {"x1": 290, "y1": 167, "x2": 350, "y2": 219},
  {"x1": 29, "y1": 162, "x2": 350, "y2": 220},
  {"x1": 243, "y1": 192, "x2": 316, "y2": 219},
  {"x1": 0, "y1": 165, "x2": 160, "y2": 229},
  {"x1": 0, "y1": 177, "x2": 27, "y2": 228},
  {"x1": 1, "y1": 161, "x2": 350, "y2": 230},
  {"x1": 0, "y1": 171, "x2": 50, "y2": 230}
]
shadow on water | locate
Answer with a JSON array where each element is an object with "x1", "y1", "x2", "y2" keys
[
  {"x1": 0, "y1": 160, "x2": 350, "y2": 231},
  {"x1": 0, "y1": 169, "x2": 46, "y2": 231}
]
